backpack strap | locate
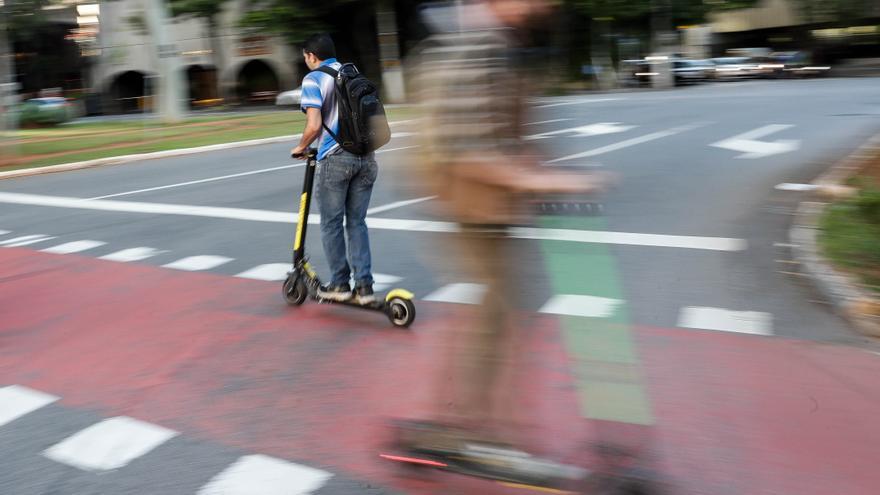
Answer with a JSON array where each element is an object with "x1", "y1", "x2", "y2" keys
[{"x1": 312, "y1": 66, "x2": 342, "y2": 146}]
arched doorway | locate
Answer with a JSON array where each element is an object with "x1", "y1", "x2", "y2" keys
[
  {"x1": 186, "y1": 65, "x2": 219, "y2": 108},
  {"x1": 107, "y1": 71, "x2": 149, "y2": 114},
  {"x1": 236, "y1": 60, "x2": 280, "y2": 105}
]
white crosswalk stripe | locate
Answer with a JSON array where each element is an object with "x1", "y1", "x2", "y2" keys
[
  {"x1": 100, "y1": 247, "x2": 166, "y2": 262},
  {"x1": 677, "y1": 306, "x2": 773, "y2": 335},
  {"x1": 162, "y1": 255, "x2": 233, "y2": 271},
  {"x1": 41, "y1": 240, "x2": 106, "y2": 254},
  {"x1": 0, "y1": 234, "x2": 56, "y2": 247},
  {"x1": 0, "y1": 385, "x2": 59, "y2": 427},
  {"x1": 423, "y1": 283, "x2": 486, "y2": 304},
  {"x1": 236, "y1": 263, "x2": 291, "y2": 281},
  {"x1": 43, "y1": 416, "x2": 179, "y2": 471},
  {"x1": 539, "y1": 294, "x2": 623, "y2": 318},
  {"x1": 197, "y1": 454, "x2": 332, "y2": 495}
]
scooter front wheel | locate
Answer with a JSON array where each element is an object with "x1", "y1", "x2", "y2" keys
[
  {"x1": 282, "y1": 276, "x2": 308, "y2": 306},
  {"x1": 387, "y1": 297, "x2": 416, "y2": 328}
]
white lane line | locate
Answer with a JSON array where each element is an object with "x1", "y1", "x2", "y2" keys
[
  {"x1": 547, "y1": 123, "x2": 706, "y2": 164},
  {"x1": 0, "y1": 234, "x2": 56, "y2": 247},
  {"x1": 376, "y1": 144, "x2": 420, "y2": 154},
  {"x1": 0, "y1": 385, "x2": 59, "y2": 427},
  {"x1": 392, "y1": 132, "x2": 418, "y2": 138},
  {"x1": 236, "y1": 263, "x2": 291, "y2": 281},
  {"x1": 197, "y1": 454, "x2": 332, "y2": 495},
  {"x1": 0, "y1": 193, "x2": 746, "y2": 251},
  {"x1": 88, "y1": 163, "x2": 307, "y2": 200},
  {"x1": 533, "y1": 98, "x2": 622, "y2": 109},
  {"x1": 390, "y1": 119, "x2": 421, "y2": 126},
  {"x1": 539, "y1": 294, "x2": 623, "y2": 318},
  {"x1": 43, "y1": 416, "x2": 178, "y2": 471},
  {"x1": 100, "y1": 247, "x2": 166, "y2": 262},
  {"x1": 510, "y1": 226, "x2": 747, "y2": 251},
  {"x1": 423, "y1": 283, "x2": 486, "y2": 304},
  {"x1": 677, "y1": 306, "x2": 773, "y2": 336},
  {"x1": 162, "y1": 255, "x2": 233, "y2": 271},
  {"x1": 41, "y1": 240, "x2": 106, "y2": 254},
  {"x1": 366, "y1": 196, "x2": 437, "y2": 215},
  {"x1": 87, "y1": 142, "x2": 420, "y2": 201},
  {"x1": 775, "y1": 183, "x2": 818, "y2": 192},
  {"x1": 0, "y1": 230, "x2": 9, "y2": 236},
  {"x1": 524, "y1": 118, "x2": 572, "y2": 126}
]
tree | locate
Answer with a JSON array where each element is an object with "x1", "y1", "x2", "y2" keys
[{"x1": 792, "y1": 0, "x2": 877, "y2": 23}]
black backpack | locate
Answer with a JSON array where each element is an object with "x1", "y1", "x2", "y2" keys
[{"x1": 316, "y1": 64, "x2": 391, "y2": 155}]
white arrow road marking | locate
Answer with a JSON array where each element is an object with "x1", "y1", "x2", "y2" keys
[
  {"x1": 546, "y1": 123, "x2": 707, "y2": 164},
  {"x1": 525, "y1": 122, "x2": 635, "y2": 140},
  {"x1": 710, "y1": 124, "x2": 800, "y2": 159}
]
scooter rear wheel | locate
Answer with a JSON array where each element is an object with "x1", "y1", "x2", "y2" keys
[
  {"x1": 387, "y1": 297, "x2": 416, "y2": 328},
  {"x1": 283, "y1": 276, "x2": 308, "y2": 306}
]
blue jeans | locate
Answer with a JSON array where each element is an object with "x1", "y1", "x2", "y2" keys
[{"x1": 317, "y1": 149, "x2": 377, "y2": 287}]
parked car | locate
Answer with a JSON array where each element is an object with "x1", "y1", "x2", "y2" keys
[
  {"x1": 673, "y1": 59, "x2": 715, "y2": 85},
  {"x1": 710, "y1": 57, "x2": 756, "y2": 80},
  {"x1": 275, "y1": 87, "x2": 303, "y2": 106},
  {"x1": 19, "y1": 97, "x2": 72, "y2": 126}
]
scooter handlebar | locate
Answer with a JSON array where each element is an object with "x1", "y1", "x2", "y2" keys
[{"x1": 292, "y1": 148, "x2": 318, "y2": 160}]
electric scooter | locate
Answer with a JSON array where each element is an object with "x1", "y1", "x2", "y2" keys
[{"x1": 282, "y1": 148, "x2": 416, "y2": 328}]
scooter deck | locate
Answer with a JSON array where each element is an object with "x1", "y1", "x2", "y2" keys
[{"x1": 380, "y1": 451, "x2": 580, "y2": 493}]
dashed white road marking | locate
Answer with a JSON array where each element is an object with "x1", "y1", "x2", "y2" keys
[
  {"x1": 100, "y1": 247, "x2": 166, "y2": 262},
  {"x1": 0, "y1": 385, "x2": 59, "y2": 427},
  {"x1": 162, "y1": 255, "x2": 233, "y2": 271},
  {"x1": 677, "y1": 306, "x2": 773, "y2": 335},
  {"x1": 197, "y1": 454, "x2": 332, "y2": 495},
  {"x1": 41, "y1": 240, "x2": 106, "y2": 254},
  {"x1": 539, "y1": 294, "x2": 623, "y2": 318},
  {"x1": 423, "y1": 283, "x2": 486, "y2": 304},
  {"x1": 43, "y1": 416, "x2": 178, "y2": 471}
]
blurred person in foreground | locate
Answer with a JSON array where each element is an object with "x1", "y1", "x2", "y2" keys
[{"x1": 395, "y1": 0, "x2": 606, "y2": 465}]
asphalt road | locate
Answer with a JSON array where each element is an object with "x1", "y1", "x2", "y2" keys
[{"x1": 2, "y1": 77, "x2": 880, "y2": 494}]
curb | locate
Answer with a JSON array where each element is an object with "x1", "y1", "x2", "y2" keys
[
  {"x1": 788, "y1": 134, "x2": 880, "y2": 338},
  {"x1": 0, "y1": 134, "x2": 297, "y2": 181}
]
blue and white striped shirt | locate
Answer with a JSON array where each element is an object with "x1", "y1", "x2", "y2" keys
[{"x1": 300, "y1": 58, "x2": 343, "y2": 160}]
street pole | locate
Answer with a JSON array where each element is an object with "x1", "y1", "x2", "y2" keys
[
  {"x1": 650, "y1": 0, "x2": 675, "y2": 89},
  {"x1": 144, "y1": 0, "x2": 185, "y2": 123},
  {"x1": 0, "y1": 0, "x2": 19, "y2": 164},
  {"x1": 376, "y1": 0, "x2": 405, "y2": 103}
]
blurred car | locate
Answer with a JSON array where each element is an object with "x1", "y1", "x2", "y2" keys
[
  {"x1": 673, "y1": 59, "x2": 715, "y2": 85},
  {"x1": 773, "y1": 51, "x2": 830, "y2": 78},
  {"x1": 19, "y1": 97, "x2": 72, "y2": 126},
  {"x1": 275, "y1": 87, "x2": 302, "y2": 106},
  {"x1": 711, "y1": 57, "x2": 757, "y2": 80}
]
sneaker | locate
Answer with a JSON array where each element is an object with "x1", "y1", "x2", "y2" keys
[
  {"x1": 318, "y1": 283, "x2": 352, "y2": 302},
  {"x1": 355, "y1": 285, "x2": 376, "y2": 305}
]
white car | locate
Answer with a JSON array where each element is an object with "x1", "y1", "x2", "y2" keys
[
  {"x1": 275, "y1": 87, "x2": 302, "y2": 106},
  {"x1": 711, "y1": 57, "x2": 756, "y2": 79}
]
